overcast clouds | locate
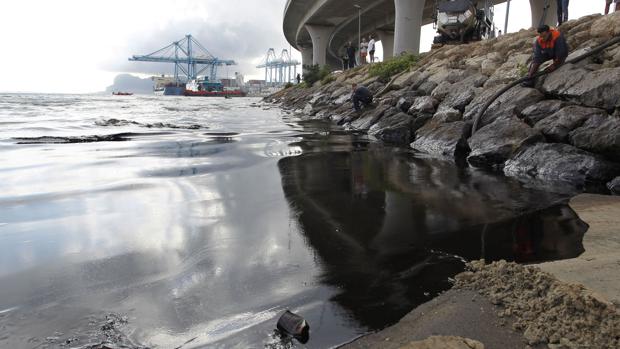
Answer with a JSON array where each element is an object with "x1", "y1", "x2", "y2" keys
[
  {"x1": 0, "y1": 0, "x2": 291, "y2": 93},
  {"x1": 0, "y1": 0, "x2": 600, "y2": 93}
]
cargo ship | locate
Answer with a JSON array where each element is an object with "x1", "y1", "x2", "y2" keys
[
  {"x1": 155, "y1": 79, "x2": 246, "y2": 97},
  {"x1": 184, "y1": 79, "x2": 246, "y2": 97}
]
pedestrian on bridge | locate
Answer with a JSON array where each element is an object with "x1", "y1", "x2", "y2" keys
[
  {"x1": 360, "y1": 37, "x2": 368, "y2": 65},
  {"x1": 346, "y1": 42, "x2": 356, "y2": 69},
  {"x1": 368, "y1": 35, "x2": 376, "y2": 63},
  {"x1": 556, "y1": 0, "x2": 569, "y2": 25}
]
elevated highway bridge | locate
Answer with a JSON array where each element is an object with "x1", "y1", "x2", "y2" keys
[{"x1": 284, "y1": 0, "x2": 558, "y2": 68}]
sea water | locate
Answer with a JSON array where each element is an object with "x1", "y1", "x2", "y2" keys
[{"x1": 0, "y1": 94, "x2": 584, "y2": 348}]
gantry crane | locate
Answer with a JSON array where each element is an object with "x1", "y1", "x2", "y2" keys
[
  {"x1": 130, "y1": 35, "x2": 236, "y2": 83},
  {"x1": 257, "y1": 48, "x2": 299, "y2": 85}
]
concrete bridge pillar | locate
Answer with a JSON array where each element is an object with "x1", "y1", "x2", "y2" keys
[
  {"x1": 529, "y1": 0, "x2": 558, "y2": 28},
  {"x1": 393, "y1": 0, "x2": 425, "y2": 55},
  {"x1": 377, "y1": 30, "x2": 394, "y2": 60},
  {"x1": 299, "y1": 45, "x2": 313, "y2": 69},
  {"x1": 305, "y1": 24, "x2": 334, "y2": 66}
]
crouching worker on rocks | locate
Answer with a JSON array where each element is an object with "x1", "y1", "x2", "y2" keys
[
  {"x1": 522, "y1": 25, "x2": 568, "y2": 87},
  {"x1": 351, "y1": 83, "x2": 373, "y2": 113}
]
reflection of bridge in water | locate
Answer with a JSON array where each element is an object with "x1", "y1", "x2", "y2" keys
[{"x1": 277, "y1": 124, "x2": 586, "y2": 329}]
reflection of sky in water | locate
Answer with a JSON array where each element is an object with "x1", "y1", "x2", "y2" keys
[{"x1": 0, "y1": 95, "x2": 584, "y2": 348}]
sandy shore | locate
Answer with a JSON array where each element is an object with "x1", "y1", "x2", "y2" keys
[
  {"x1": 343, "y1": 194, "x2": 620, "y2": 349},
  {"x1": 536, "y1": 194, "x2": 620, "y2": 305}
]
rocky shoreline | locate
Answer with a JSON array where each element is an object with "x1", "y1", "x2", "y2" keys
[{"x1": 266, "y1": 13, "x2": 620, "y2": 194}]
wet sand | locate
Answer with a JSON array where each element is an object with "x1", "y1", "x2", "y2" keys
[
  {"x1": 536, "y1": 194, "x2": 620, "y2": 305},
  {"x1": 343, "y1": 194, "x2": 620, "y2": 349}
]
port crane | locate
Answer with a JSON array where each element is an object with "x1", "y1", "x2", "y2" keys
[
  {"x1": 129, "y1": 35, "x2": 236, "y2": 83},
  {"x1": 256, "y1": 48, "x2": 299, "y2": 85}
]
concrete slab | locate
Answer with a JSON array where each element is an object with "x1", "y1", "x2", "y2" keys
[{"x1": 341, "y1": 289, "x2": 528, "y2": 349}]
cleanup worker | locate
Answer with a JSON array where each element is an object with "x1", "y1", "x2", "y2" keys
[
  {"x1": 522, "y1": 25, "x2": 568, "y2": 87},
  {"x1": 351, "y1": 83, "x2": 373, "y2": 112}
]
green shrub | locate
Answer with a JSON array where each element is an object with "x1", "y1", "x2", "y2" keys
[
  {"x1": 284, "y1": 82, "x2": 294, "y2": 89},
  {"x1": 368, "y1": 53, "x2": 419, "y2": 82},
  {"x1": 517, "y1": 63, "x2": 529, "y2": 77},
  {"x1": 302, "y1": 64, "x2": 332, "y2": 86}
]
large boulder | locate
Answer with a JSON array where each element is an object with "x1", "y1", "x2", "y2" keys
[
  {"x1": 468, "y1": 118, "x2": 544, "y2": 168},
  {"x1": 408, "y1": 96, "x2": 439, "y2": 114},
  {"x1": 504, "y1": 143, "x2": 620, "y2": 186},
  {"x1": 430, "y1": 81, "x2": 452, "y2": 101},
  {"x1": 348, "y1": 105, "x2": 391, "y2": 130},
  {"x1": 439, "y1": 85, "x2": 477, "y2": 112},
  {"x1": 411, "y1": 121, "x2": 472, "y2": 158},
  {"x1": 608, "y1": 177, "x2": 620, "y2": 195},
  {"x1": 484, "y1": 53, "x2": 531, "y2": 87},
  {"x1": 534, "y1": 106, "x2": 607, "y2": 142},
  {"x1": 568, "y1": 114, "x2": 620, "y2": 162},
  {"x1": 521, "y1": 100, "x2": 568, "y2": 126},
  {"x1": 369, "y1": 112, "x2": 414, "y2": 144},
  {"x1": 464, "y1": 85, "x2": 544, "y2": 128},
  {"x1": 417, "y1": 80, "x2": 439, "y2": 96},
  {"x1": 396, "y1": 91, "x2": 420, "y2": 112},
  {"x1": 542, "y1": 65, "x2": 620, "y2": 110},
  {"x1": 433, "y1": 107, "x2": 462, "y2": 123},
  {"x1": 432, "y1": 73, "x2": 487, "y2": 113}
]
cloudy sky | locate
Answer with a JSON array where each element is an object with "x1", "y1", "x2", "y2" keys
[{"x1": 0, "y1": 0, "x2": 602, "y2": 93}]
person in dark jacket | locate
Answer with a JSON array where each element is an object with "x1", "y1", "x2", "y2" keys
[
  {"x1": 351, "y1": 83, "x2": 373, "y2": 112},
  {"x1": 346, "y1": 42, "x2": 356, "y2": 69},
  {"x1": 522, "y1": 25, "x2": 568, "y2": 87}
]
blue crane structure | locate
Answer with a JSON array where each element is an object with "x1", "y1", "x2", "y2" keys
[
  {"x1": 129, "y1": 34, "x2": 236, "y2": 83},
  {"x1": 256, "y1": 48, "x2": 299, "y2": 85}
]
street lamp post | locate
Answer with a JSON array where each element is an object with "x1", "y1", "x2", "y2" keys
[
  {"x1": 504, "y1": 0, "x2": 511, "y2": 35},
  {"x1": 354, "y1": 4, "x2": 361, "y2": 65}
]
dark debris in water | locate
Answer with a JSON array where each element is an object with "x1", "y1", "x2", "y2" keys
[
  {"x1": 96, "y1": 118, "x2": 206, "y2": 130},
  {"x1": 12, "y1": 134, "x2": 135, "y2": 144},
  {"x1": 32, "y1": 313, "x2": 148, "y2": 349}
]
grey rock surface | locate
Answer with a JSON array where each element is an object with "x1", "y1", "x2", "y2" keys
[
  {"x1": 464, "y1": 85, "x2": 544, "y2": 128},
  {"x1": 417, "y1": 80, "x2": 438, "y2": 96},
  {"x1": 534, "y1": 106, "x2": 607, "y2": 142},
  {"x1": 521, "y1": 99, "x2": 568, "y2": 126},
  {"x1": 430, "y1": 81, "x2": 452, "y2": 101},
  {"x1": 411, "y1": 121, "x2": 471, "y2": 158},
  {"x1": 396, "y1": 91, "x2": 419, "y2": 113},
  {"x1": 348, "y1": 105, "x2": 391, "y2": 130},
  {"x1": 569, "y1": 114, "x2": 620, "y2": 162},
  {"x1": 433, "y1": 107, "x2": 462, "y2": 123},
  {"x1": 504, "y1": 143, "x2": 620, "y2": 185},
  {"x1": 608, "y1": 177, "x2": 620, "y2": 195},
  {"x1": 408, "y1": 96, "x2": 438, "y2": 114},
  {"x1": 543, "y1": 66, "x2": 620, "y2": 110},
  {"x1": 468, "y1": 118, "x2": 544, "y2": 168},
  {"x1": 369, "y1": 112, "x2": 414, "y2": 144},
  {"x1": 440, "y1": 85, "x2": 477, "y2": 112}
]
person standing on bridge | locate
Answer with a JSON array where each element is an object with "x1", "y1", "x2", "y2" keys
[
  {"x1": 360, "y1": 37, "x2": 368, "y2": 65},
  {"x1": 346, "y1": 42, "x2": 356, "y2": 69},
  {"x1": 522, "y1": 25, "x2": 568, "y2": 87},
  {"x1": 605, "y1": 0, "x2": 612, "y2": 14},
  {"x1": 368, "y1": 35, "x2": 376, "y2": 63},
  {"x1": 556, "y1": 0, "x2": 569, "y2": 25}
]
